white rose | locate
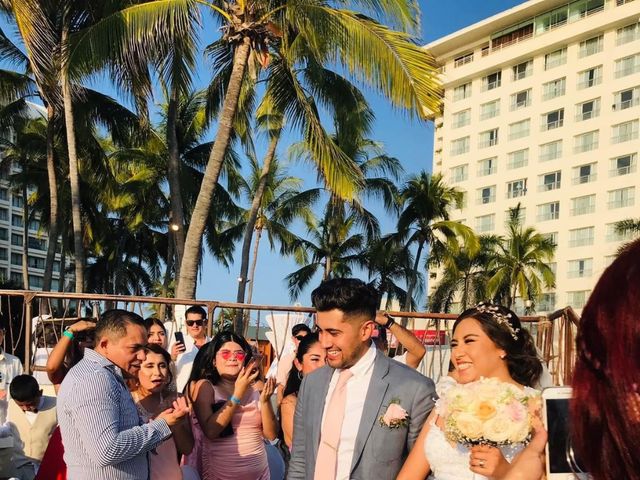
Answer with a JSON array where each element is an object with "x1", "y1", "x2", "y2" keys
[
  {"x1": 454, "y1": 412, "x2": 484, "y2": 440},
  {"x1": 509, "y1": 417, "x2": 532, "y2": 443},
  {"x1": 482, "y1": 415, "x2": 519, "y2": 443}
]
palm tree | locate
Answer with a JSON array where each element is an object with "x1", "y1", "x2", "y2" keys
[
  {"x1": 429, "y1": 235, "x2": 500, "y2": 313},
  {"x1": 73, "y1": 0, "x2": 442, "y2": 299},
  {"x1": 364, "y1": 234, "x2": 417, "y2": 310},
  {"x1": 487, "y1": 204, "x2": 556, "y2": 308},
  {"x1": 396, "y1": 171, "x2": 478, "y2": 313},
  {"x1": 285, "y1": 209, "x2": 366, "y2": 300}
]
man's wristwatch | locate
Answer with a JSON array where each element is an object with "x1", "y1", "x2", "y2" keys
[{"x1": 383, "y1": 314, "x2": 396, "y2": 329}]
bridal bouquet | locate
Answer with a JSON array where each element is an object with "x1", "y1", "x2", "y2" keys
[{"x1": 439, "y1": 377, "x2": 540, "y2": 446}]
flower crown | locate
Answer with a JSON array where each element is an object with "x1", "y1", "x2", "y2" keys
[{"x1": 475, "y1": 302, "x2": 520, "y2": 341}]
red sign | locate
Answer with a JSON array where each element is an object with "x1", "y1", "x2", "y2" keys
[{"x1": 412, "y1": 330, "x2": 448, "y2": 346}]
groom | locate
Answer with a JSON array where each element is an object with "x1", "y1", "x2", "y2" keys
[{"x1": 288, "y1": 278, "x2": 436, "y2": 480}]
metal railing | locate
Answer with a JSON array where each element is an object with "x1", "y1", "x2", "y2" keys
[{"x1": 0, "y1": 290, "x2": 583, "y2": 385}]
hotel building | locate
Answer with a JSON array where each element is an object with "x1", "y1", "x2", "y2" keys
[{"x1": 426, "y1": 0, "x2": 640, "y2": 312}]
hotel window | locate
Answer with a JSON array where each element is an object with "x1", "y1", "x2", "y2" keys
[
  {"x1": 617, "y1": 0, "x2": 636, "y2": 5},
  {"x1": 28, "y1": 219, "x2": 40, "y2": 232},
  {"x1": 452, "y1": 109, "x2": 471, "y2": 128},
  {"x1": 450, "y1": 136, "x2": 470, "y2": 156},
  {"x1": 539, "y1": 171, "x2": 561, "y2": 192},
  {"x1": 542, "y1": 78, "x2": 566, "y2": 100},
  {"x1": 572, "y1": 163, "x2": 597, "y2": 184},
  {"x1": 0, "y1": 208, "x2": 8, "y2": 222},
  {"x1": 10, "y1": 253, "x2": 22, "y2": 266},
  {"x1": 539, "y1": 140, "x2": 562, "y2": 162},
  {"x1": 0, "y1": 248, "x2": 6, "y2": 261},
  {"x1": 545, "y1": 232, "x2": 559, "y2": 246},
  {"x1": 544, "y1": 47, "x2": 567, "y2": 70},
  {"x1": 510, "y1": 89, "x2": 531, "y2": 111},
  {"x1": 577, "y1": 65, "x2": 602, "y2": 89},
  {"x1": 537, "y1": 201, "x2": 560, "y2": 221},
  {"x1": 11, "y1": 214, "x2": 23, "y2": 227},
  {"x1": 571, "y1": 194, "x2": 596, "y2": 216},
  {"x1": 569, "y1": 227, "x2": 595, "y2": 247},
  {"x1": 12, "y1": 196, "x2": 23, "y2": 208},
  {"x1": 538, "y1": 293, "x2": 556, "y2": 312},
  {"x1": 479, "y1": 99, "x2": 500, "y2": 120},
  {"x1": 568, "y1": 259, "x2": 593, "y2": 279},
  {"x1": 508, "y1": 149, "x2": 529, "y2": 169},
  {"x1": 574, "y1": 130, "x2": 599, "y2": 153},
  {"x1": 10, "y1": 233, "x2": 22, "y2": 246},
  {"x1": 578, "y1": 35, "x2": 603, "y2": 58},
  {"x1": 512, "y1": 60, "x2": 533, "y2": 80},
  {"x1": 611, "y1": 120, "x2": 639, "y2": 144},
  {"x1": 608, "y1": 186, "x2": 635, "y2": 209},
  {"x1": 605, "y1": 223, "x2": 635, "y2": 242},
  {"x1": 610, "y1": 153, "x2": 637, "y2": 176},
  {"x1": 541, "y1": 109, "x2": 564, "y2": 131},
  {"x1": 28, "y1": 237, "x2": 47, "y2": 251},
  {"x1": 450, "y1": 164, "x2": 468, "y2": 183},
  {"x1": 476, "y1": 214, "x2": 495, "y2": 233},
  {"x1": 509, "y1": 119, "x2": 530, "y2": 141},
  {"x1": 27, "y1": 256, "x2": 46, "y2": 270},
  {"x1": 10, "y1": 272, "x2": 22, "y2": 285},
  {"x1": 477, "y1": 157, "x2": 497, "y2": 176},
  {"x1": 0, "y1": 188, "x2": 7, "y2": 201},
  {"x1": 567, "y1": 291, "x2": 590, "y2": 309},
  {"x1": 506, "y1": 178, "x2": 527, "y2": 198},
  {"x1": 616, "y1": 22, "x2": 640, "y2": 45},
  {"x1": 0, "y1": 227, "x2": 7, "y2": 241},
  {"x1": 477, "y1": 185, "x2": 496, "y2": 205},
  {"x1": 614, "y1": 53, "x2": 640, "y2": 78},
  {"x1": 478, "y1": 128, "x2": 499, "y2": 148},
  {"x1": 454, "y1": 52, "x2": 474, "y2": 68},
  {"x1": 613, "y1": 86, "x2": 640, "y2": 110},
  {"x1": 482, "y1": 71, "x2": 502, "y2": 91},
  {"x1": 453, "y1": 82, "x2": 472, "y2": 101},
  {"x1": 575, "y1": 98, "x2": 600, "y2": 121},
  {"x1": 539, "y1": 7, "x2": 568, "y2": 32}
]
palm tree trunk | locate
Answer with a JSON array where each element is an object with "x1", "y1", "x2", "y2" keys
[
  {"x1": 42, "y1": 105, "x2": 58, "y2": 293},
  {"x1": 403, "y1": 240, "x2": 424, "y2": 313},
  {"x1": 235, "y1": 133, "x2": 279, "y2": 332},
  {"x1": 21, "y1": 177, "x2": 29, "y2": 290},
  {"x1": 61, "y1": 26, "x2": 84, "y2": 293},
  {"x1": 58, "y1": 231, "x2": 67, "y2": 292},
  {"x1": 246, "y1": 227, "x2": 263, "y2": 305},
  {"x1": 176, "y1": 38, "x2": 251, "y2": 300},
  {"x1": 166, "y1": 87, "x2": 186, "y2": 279}
]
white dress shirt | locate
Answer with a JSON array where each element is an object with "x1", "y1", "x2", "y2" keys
[
  {"x1": 321, "y1": 342, "x2": 377, "y2": 480},
  {"x1": 0, "y1": 349, "x2": 23, "y2": 424},
  {"x1": 170, "y1": 333, "x2": 212, "y2": 393}
]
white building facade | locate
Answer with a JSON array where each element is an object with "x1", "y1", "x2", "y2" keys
[{"x1": 427, "y1": 0, "x2": 640, "y2": 313}]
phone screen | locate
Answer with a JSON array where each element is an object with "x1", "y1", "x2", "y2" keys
[{"x1": 546, "y1": 398, "x2": 586, "y2": 474}]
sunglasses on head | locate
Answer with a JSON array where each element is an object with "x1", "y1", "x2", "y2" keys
[
  {"x1": 218, "y1": 350, "x2": 247, "y2": 361},
  {"x1": 185, "y1": 320, "x2": 205, "y2": 327},
  {"x1": 295, "y1": 334, "x2": 307, "y2": 341}
]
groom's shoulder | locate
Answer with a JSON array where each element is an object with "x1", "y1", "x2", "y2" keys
[{"x1": 386, "y1": 356, "x2": 435, "y2": 391}]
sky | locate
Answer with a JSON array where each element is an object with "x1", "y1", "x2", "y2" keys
[{"x1": 195, "y1": 0, "x2": 524, "y2": 308}]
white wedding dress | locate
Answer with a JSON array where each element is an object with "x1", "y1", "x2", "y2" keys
[{"x1": 424, "y1": 377, "x2": 530, "y2": 480}]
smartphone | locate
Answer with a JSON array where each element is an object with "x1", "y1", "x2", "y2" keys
[
  {"x1": 174, "y1": 331, "x2": 185, "y2": 345},
  {"x1": 542, "y1": 387, "x2": 589, "y2": 480}
]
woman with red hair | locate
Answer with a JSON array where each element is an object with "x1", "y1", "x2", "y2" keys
[{"x1": 500, "y1": 238, "x2": 640, "y2": 480}]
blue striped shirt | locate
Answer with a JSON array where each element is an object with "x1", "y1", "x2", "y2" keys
[{"x1": 57, "y1": 348, "x2": 171, "y2": 480}]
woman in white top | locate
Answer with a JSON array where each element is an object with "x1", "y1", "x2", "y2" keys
[{"x1": 397, "y1": 303, "x2": 543, "y2": 480}]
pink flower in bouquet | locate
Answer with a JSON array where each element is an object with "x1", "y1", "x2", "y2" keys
[
  {"x1": 505, "y1": 399, "x2": 527, "y2": 422},
  {"x1": 381, "y1": 402, "x2": 409, "y2": 428}
]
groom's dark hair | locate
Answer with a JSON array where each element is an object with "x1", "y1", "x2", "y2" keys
[{"x1": 311, "y1": 278, "x2": 378, "y2": 320}]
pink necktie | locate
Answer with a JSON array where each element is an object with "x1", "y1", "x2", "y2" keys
[{"x1": 314, "y1": 369, "x2": 354, "y2": 480}]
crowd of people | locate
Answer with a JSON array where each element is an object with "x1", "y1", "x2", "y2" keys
[{"x1": 0, "y1": 238, "x2": 639, "y2": 479}]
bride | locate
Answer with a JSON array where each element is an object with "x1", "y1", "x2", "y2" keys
[{"x1": 397, "y1": 303, "x2": 543, "y2": 480}]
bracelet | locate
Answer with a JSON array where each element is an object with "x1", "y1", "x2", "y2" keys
[
  {"x1": 384, "y1": 314, "x2": 396, "y2": 329},
  {"x1": 63, "y1": 329, "x2": 74, "y2": 340},
  {"x1": 229, "y1": 395, "x2": 241, "y2": 405}
]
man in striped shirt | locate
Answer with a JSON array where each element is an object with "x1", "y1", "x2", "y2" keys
[{"x1": 57, "y1": 309, "x2": 189, "y2": 479}]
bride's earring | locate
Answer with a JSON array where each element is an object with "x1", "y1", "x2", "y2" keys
[{"x1": 500, "y1": 354, "x2": 506, "y2": 359}]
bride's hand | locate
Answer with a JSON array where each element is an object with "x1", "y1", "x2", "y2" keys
[{"x1": 469, "y1": 444, "x2": 510, "y2": 478}]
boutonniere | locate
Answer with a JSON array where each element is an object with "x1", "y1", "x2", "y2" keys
[{"x1": 379, "y1": 399, "x2": 409, "y2": 429}]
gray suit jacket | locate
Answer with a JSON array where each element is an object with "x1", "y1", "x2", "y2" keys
[{"x1": 288, "y1": 352, "x2": 436, "y2": 479}]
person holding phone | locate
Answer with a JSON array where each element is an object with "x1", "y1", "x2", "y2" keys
[
  {"x1": 499, "y1": 238, "x2": 640, "y2": 480},
  {"x1": 185, "y1": 331, "x2": 277, "y2": 480},
  {"x1": 170, "y1": 305, "x2": 212, "y2": 393}
]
